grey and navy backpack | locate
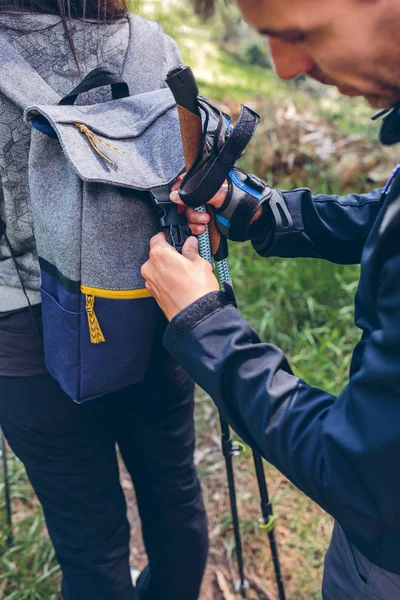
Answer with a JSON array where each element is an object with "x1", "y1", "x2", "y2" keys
[
  {"x1": 0, "y1": 15, "x2": 188, "y2": 402},
  {"x1": 0, "y1": 15, "x2": 264, "y2": 403}
]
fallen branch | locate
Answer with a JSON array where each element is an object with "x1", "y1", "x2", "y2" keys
[
  {"x1": 215, "y1": 569, "x2": 237, "y2": 600},
  {"x1": 247, "y1": 572, "x2": 277, "y2": 600}
]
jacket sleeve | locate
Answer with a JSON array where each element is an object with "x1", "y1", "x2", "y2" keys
[
  {"x1": 163, "y1": 253, "x2": 400, "y2": 539},
  {"x1": 251, "y1": 187, "x2": 383, "y2": 264}
]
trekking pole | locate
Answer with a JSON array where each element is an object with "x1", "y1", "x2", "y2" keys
[
  {"x1": 253, "y1": 452, "x2": 286, "y2": 600},
  {"x1": 166, "y1": 65, "x2": 249, "y2": 597},
  {"x1": 0, "y1": 426, "x2": 12, "y2": 543},
  {"x1": 166, "y1": 66, "x2": 286, "y2": 600}
]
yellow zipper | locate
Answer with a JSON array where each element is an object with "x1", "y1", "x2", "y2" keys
[{"x1": 81, "y1": 285, "x2": 153, "y2": 344}]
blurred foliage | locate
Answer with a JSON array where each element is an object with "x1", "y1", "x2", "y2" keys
[{"x1": 234, "y1": 39, "x2": 273, "y2": 69}]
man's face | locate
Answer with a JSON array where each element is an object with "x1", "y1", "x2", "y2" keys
[{"x1": 237, "y1": 0, "x2": 400, "y2": 108}]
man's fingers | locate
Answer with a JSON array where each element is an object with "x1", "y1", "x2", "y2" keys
[
  {"x1": 141, "y1": 260, "x2": 151, "y2": 281},
  {"x1": 149, "y1": 232, "x2": 169, "y2": 249},
  {"x1": 190, "y1": 225, "x2": 207, "y2": 236},
  {"x1": 209, "y1": 182, "x2": 229, "y2": 209},
  {"x1": 171, "y1": 174, "x2": 185, "y2": 192},
  {"x1": 144, "y1": 280, "x2": 154, "y2": 296},
  {"x1": 170, "y1": 176, "x2": 228, "y2": 209},
  {"x1": 186, "y1": 207, "x2": 210, "y2": 224},
  {"x1": 169, "y1": 190, "x2": 185, "y2": 205},
  {"x1": 182, "y1": 236, "x2": 200, "y2": 262}
]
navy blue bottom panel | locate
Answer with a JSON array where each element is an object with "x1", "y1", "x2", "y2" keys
[
  {"x1": 40, "y1": 268, "x2": 160, "y2": 402},
  {"x1": 40, "y1": 283, "x2": 80, "y2": 401},
  {"x1": 79, "y1": 294, "x2": 160, "y2": 401}
]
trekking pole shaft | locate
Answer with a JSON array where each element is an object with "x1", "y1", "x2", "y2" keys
[
  {"x1": 253, "y1": 452, "x2": 286, "y2": 600},
  {"x1": 220, "y1": 416, "x2": 247, "y2": 597},
  {"x1": 167, "y1": 66, "x2": 247, "y2": 597}
]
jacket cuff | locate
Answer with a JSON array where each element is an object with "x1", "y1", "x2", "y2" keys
[
  {"x1": 164, "y1": 285, "x2": 236, "y2": 353},
  {"x1": 252, "y1": 188, "x2": 309, "y2": 258}
]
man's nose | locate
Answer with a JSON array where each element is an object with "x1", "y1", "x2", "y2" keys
[{"x1": 269, "y1": 38, "x2": 316, "y2": 81}]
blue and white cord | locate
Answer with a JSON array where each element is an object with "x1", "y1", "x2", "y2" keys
[{"x1": 196, "y1": 206, "x2": 232, "y2": 287}]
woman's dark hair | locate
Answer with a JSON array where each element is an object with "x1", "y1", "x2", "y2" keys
[
  {"x1": 3, "y1": 1, "x2": 129, "y2": 67},
  {"x1": 5, "y1": 0, "x2": 128, "y2": 21}
]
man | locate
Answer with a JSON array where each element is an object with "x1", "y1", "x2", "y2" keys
[{"x1": 142, "y1": 0, "x2": 400, "y2": 597}]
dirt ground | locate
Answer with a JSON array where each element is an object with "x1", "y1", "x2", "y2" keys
[{"x1": 121, "y1": 391, "x2": 333, "y2": 600}]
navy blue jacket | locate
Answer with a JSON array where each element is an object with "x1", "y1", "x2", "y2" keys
[{"x1": 164, "y1": 174, "x2": 400, "y2": 573}]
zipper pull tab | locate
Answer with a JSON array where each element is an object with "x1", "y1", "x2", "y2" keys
[{"x1": 85, "y1": 293, "x2": 106, "y2": 344}]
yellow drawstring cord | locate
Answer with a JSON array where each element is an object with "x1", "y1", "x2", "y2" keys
[{"x1": 74, "y1": 123, "x2": 125, "y2": 165}]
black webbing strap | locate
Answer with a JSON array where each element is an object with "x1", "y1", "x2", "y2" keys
[
  {"x1": 179, "y1": 105, "x2": 260, "y2": 208},
  {"x1": 59, "y1": 67, "x2": 130, "y2": 106},
  {"x1": 228, "y1": 191, "x2": 269, "y2": 242}
]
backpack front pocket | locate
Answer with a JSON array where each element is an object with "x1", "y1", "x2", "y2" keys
[
  {"x1": 79, "y1": 285, "x2": 159, "y2": 401},
  {"x1": 40, "y1": 278, "x2": 81, "y2": 401},
  {"x1": 40, "y1": 266, "x2": 160, "y2": 402}
]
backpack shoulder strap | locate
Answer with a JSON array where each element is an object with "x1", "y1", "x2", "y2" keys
[
  {"x1": 0, "y1": 33, "x2": 59, "y2": 110},
  {"x1": 122, "y1": 14, "x2": 169, "y2": 94}
]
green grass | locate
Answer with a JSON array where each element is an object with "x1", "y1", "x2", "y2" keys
[
  {"x1": 0, "y1": 455, "x2": 61, "y2": 599},
  {"x1": 229, "y1": 246, "x2": 360, "y2": 395}
]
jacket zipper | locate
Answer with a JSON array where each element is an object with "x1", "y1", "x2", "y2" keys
[{"x1": 81, "y1": 285, "x2": 152, "y2": 344}]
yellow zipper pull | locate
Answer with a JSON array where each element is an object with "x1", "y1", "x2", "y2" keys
[
  {"x1": 85, "y1": 293, "x2": 106, "y2": 344},
  {"x1": 74, "y1": 122, "x2": 125, "y2": 166}
]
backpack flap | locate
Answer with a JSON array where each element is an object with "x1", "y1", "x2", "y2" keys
[{"x1": 24, "y1": 88, "x2": 185, "y2": 189}]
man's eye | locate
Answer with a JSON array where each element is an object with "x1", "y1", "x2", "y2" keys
[{"x1": 286, "y1": 33, "x2": 308, "y2": 44}]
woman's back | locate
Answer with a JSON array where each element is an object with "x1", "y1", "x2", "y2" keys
[
  {"x1": 0, "y1": 13, "x2": 131, "y2": 311},
  {"x1": 0, "y1": 10, "x2": 207, "y2": 599}
]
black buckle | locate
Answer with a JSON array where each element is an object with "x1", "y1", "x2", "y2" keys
[
  {"x1": 159, "y1": 203, "x2": 190, "y2": 252},
  {"x1": 246, "y1": 173, "x2": 266, "y2": 193},
  {"x1": 150, "y1": 186, "x2": 190, "y2": 254}
]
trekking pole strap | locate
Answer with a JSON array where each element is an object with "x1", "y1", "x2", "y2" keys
[{"x1": 179, "y1": 104, "x2": 260, "y2": 209}]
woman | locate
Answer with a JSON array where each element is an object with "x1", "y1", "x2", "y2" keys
[{"x1": 0, "y1": 2, "x2": 208, "y2": 599}]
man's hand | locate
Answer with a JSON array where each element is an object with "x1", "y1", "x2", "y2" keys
[
  {"x1": 141, "y1": 233, "x2": 220, "y2": 321},
  {"x1": 170, "y1": 175, "x2": 228, "y2": 236},
  {"x1": 170, "y1": 174, "x2": 264, "y2": 236}
]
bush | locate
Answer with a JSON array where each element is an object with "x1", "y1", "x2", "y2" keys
[{"x1": 235, "y1": 39, "x2": 272, "y2": 69}]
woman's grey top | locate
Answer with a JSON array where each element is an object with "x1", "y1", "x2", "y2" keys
[{"x1": 0, "y1": 12, "x2": 180, "y2": 312}]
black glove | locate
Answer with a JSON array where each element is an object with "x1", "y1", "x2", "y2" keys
[{"x1": 214, "y1": 167, "x2": 283, "y2": 242}]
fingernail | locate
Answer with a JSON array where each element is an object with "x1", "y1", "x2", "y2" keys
[{"x1": 170, "y1": 191, "x2": 179, "y2": 202}]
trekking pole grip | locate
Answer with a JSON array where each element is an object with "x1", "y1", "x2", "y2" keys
[
  {"x1": 166, "y1": 66, "x2": 228, "y2": 261},
  {"x1": 166, "y1": 66, "x2": 202, "y2": 170}
]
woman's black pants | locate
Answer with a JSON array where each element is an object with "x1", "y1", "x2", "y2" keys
[{"x1": 0, "y1": 344, "x2": 208, "y2": 600}]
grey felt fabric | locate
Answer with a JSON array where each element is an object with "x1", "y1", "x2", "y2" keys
[
  {"x1": 25, "y1": 91, "x2": 183, "y2": 189},
  {"x1": 0, "y1": 13, "x2": 184, "y2": 306}
]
